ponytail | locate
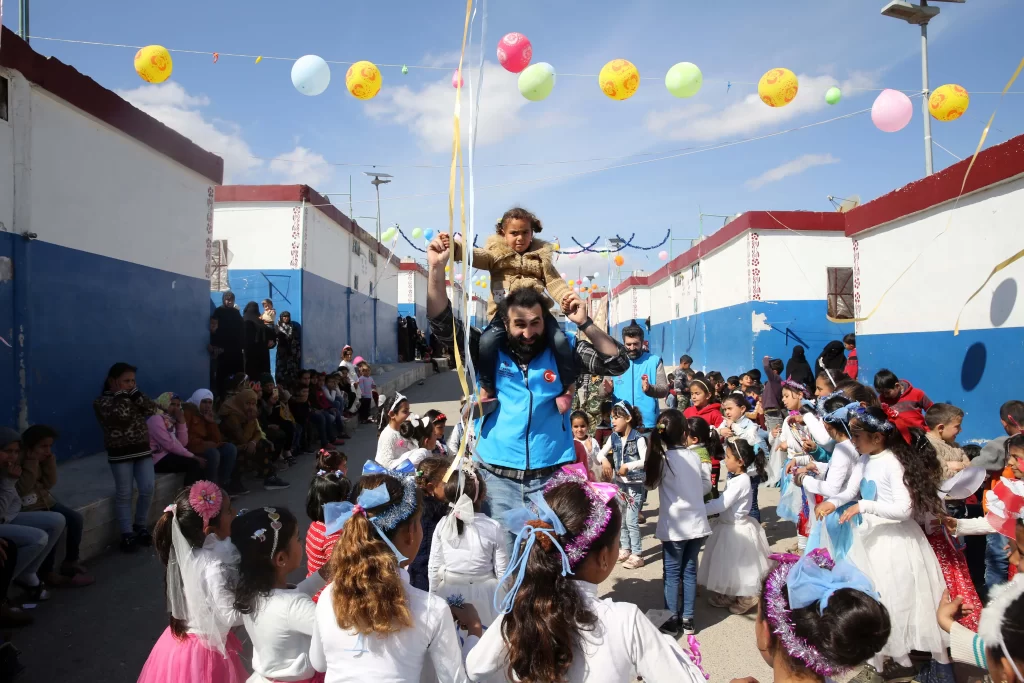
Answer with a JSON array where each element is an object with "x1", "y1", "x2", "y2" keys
[
  {"x1": 646, "y1": 409, "x2": 687, "y2": 489},
  {"x1": 153, "y1": 487, "x2": 216, "y2": 640},
  {"x1": 726, "y1": 438, "x2": 767, "y2": 480}
]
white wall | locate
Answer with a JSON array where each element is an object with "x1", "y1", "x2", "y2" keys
[
  {"x1": 27, "y1": 85, "x2": 211, "y2": 278},
  {"x1": 699, "y1": 234, "x2": 749, "y2": 313},
  {"x1": 856, "y1": 174, "x2": 1024, "y2": 335},
  {"x1": 304, "y1": 205, "x2": 353, "y2": 287},
  {"x1": 213, "y1": 203, "x2": 297, "y2": 270},
  {"x1": 0, "y1": 68, "x2": 14, "y2": 235},
  {"x1": 756, "y1": 231, "x2": 852, "y2": 302}
]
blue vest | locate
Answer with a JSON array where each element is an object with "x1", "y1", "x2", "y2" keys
[
  {"x1": 475, "y1": 342, "x2": 575, "y2": 471},
  {"x1": 612, "y1": 352, "x2": 662, "y2": 429}
]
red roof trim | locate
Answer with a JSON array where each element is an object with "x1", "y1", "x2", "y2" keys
[
  {"x1": 846, "y1": 132, "x2": 1024, "y2": 237},
  {"x1": 0, "y1": 28, "x2": 223, "y2": 184},
  {"x1": 399, "y1": 260, "x2": 428, "y2": 276},
  {"x1": 214, "y1": 184, "x2": 393, "y2": 260},
  {"x1": 612, "y1": 210, "x2": 843, "y2": 295}
]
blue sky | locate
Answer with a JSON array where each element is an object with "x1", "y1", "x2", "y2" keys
[{"x1": 7, "y1": 0, "x2": 1024, "y2": 279}]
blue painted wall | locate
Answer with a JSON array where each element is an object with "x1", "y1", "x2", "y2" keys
[
  {"x1": 858, "y1": 327, "x2": 1022, "y2": 443},
  {"x1": 0, "y1": 233, "x2": 16, "y2": 429},
  {"x1": 28, "y1": 241, "x2": 208, "y2": 460}
]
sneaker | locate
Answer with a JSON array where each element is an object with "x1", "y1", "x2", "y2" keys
[
  {"x1": 729, "y1": 596, "x2": 759, "y2": 615},
  {"x1": 707, "y1": 592, "x2": 734, "y2": 609},
  {"x1": 658, "y1": 616, "x2": 681, "y2": 636},
  {"x1": 623, "y1": 555, "x2": 645, "y2": 569},
  {"x1": 638, "y1": 512, "x2": 647, "y2": 524},
  {"x1": 848, "y1": 665, "x2": 885, "y2": 683},
  {"x1": 879, "y1": 660, "x2": 919, "y2": 682},
  {"x1": 120, "y1": 533, "x2": 138, "y2": 553},
  {"x1": 224, "y1": 480, "x2": 250, "y2": 497},
  {"x1": 133, "y1": 527, "x2": 153, "y2": 547},
  {"x1": 617, "y1": 548, "x2": 631, "y2": 563},
  {"x1": 263, "y1": 475, "x2": 291, "y2": 491},
  {"x1": 680, "y1": 618, "x2": 696, "y2": 635}
]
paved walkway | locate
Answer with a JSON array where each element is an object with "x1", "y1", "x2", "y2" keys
[{"x1": 18, "y1": 370, "x2": 796, "y2": 682}]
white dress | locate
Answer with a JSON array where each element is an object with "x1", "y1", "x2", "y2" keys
[
  {"x1": 574, "y1": 437, "x2": 603, "y2": 481},
  {"x1": 465, "y1": 581, "x2": 708, "y2": 683},
  {"x1": 844, "y1": 450, "x2": 949, "y2": 669},
  {"x1": 427, "y1": 515, "x2": 509, "y2": 628},
  {"x1": 310, "y1": 570, "x2": 473, "y2": 683},
  {"x1": 800, "y1": 440, "x2": 863, "y2": 558},
  {"x1": 376, "y1": 425, "x2": 412, "y2": 468},
  {"x1": 243, "y1": 572, "x2": 326, "y2": 682},
  {"x1": 696, "y1": 473, "x2": 770, "y2": 597}
]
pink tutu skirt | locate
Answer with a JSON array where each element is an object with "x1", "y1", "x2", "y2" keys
[{"x1": 137, "y1": 627, "x2": 247, "y2": 683}]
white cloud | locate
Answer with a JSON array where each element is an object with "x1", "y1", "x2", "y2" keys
[
  {"x1": 645, "y1": 72, "x2": 878, "y2": 143},
  {"x1": 366, "y1": 61, "x2": 552, "y2": 154},
  {"x1": 269, "y1": 146, "x2": 333, "y2": 187},
  {"x1": 744, "y1": 153, "x2": 839, "y2": 190},
  {"x1": 117, "y1": 82, "x2": 261, "y2": 182}
]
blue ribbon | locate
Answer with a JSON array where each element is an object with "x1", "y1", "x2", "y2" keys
[
  {"x1": 787, "y1": 553, "x2": 879, "y2": 613},
  {"x1": 362, "y1": 459, "x2": 415, "y2": 476},
  {"x1": 493, "y1": 492, "x2": 572, "y2": 615},
  {"x1": 323, "y1": 485, "x2": 409, "y2": 563}
]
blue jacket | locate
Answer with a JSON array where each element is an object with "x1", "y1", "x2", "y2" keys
[
  {"x1": 609, "y1": 429, "x2": 646, "y2": 485},
  {"x1": 612, "y1": 352, "x2": 662, "y2": 430},
  {"x1": 475, "y1": 341, "x2": 575, "y2": 471}
]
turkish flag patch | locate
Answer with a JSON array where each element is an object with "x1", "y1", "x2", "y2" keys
[{"x1": 543, "y1": 370, "x2": 556, "y2": 383}]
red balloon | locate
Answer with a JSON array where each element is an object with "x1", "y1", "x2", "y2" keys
[{"x1": 497, "y1": 32, "x2": 533, "y2": 74}]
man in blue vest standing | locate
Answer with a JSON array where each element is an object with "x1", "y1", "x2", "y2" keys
[
  {"x1": 606, "y1": 320, "x2": 669, "y2": 431},
  {"x1": 424, "y1": 235, "x2": 629, "y2": 525}
]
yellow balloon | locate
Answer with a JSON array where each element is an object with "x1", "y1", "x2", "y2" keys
[
  {"x1": 758, "y1": 68, "x2": 799, "y2": 108},
  {"x1": 598, "y1": 59, "x2": 640, "y2": 101},
  {"x1": 346, "y1": 61, "x2": 382, "y2": 100},
  {"x1": 929, "y1": 84, "x2": 970, "y2": 122},
  {"x1": 134, "y1": 45, "x2": 173, "y2": 84},
  {"x1": 568, "y1": 280, "x2": 575, "y2": 287}
]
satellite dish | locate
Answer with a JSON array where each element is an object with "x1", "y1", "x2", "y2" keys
[{"x1": 828, "y1": 195, "x2": 861, "y2": 213}]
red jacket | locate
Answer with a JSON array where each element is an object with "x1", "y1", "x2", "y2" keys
[
  {"x1": 684, "y1": 402, "x2": 723, "y2": 428},
  {"x1": 844, "y1": 349, "x2": 858, "y2": 381},
  {"x1": 889, "y1": 380, "x2": 932, "y2": 432}
]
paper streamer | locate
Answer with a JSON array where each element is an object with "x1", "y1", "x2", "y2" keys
[{"x1": 826, "y1": 57, "x2": 1024, "y2": 327}]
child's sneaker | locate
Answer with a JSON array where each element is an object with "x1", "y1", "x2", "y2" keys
[
  {"x1": 617, "y1": 548, "x2": 630, "y2": 563},
  {"x1": 623, "y1": 555, "x2": 645, "y2": 569},
  {"x1": 707, "y1": 592, "x2": 734, "y2": 609},
  {"x1": 729, "y1": 596, "x2": 759, "y2": 615},
  {"x1": 680, "y1": 618, "x2": 696, "y2": 635}
]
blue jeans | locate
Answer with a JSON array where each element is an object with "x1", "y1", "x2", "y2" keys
[
  {"x1": 309, "y1": 411, "x2": 331, "y2": 448},
  {"x1": 619, "y1": 483, "x2": 644, "y2": 556},
  {"x1": 109, "y1": 457, "x2": 156, "y2": 534},
  {"x1": 749, "y1": 475, "x2": 761, "y2": 523},
  {"x1": 985, "y1": 532, "x2": 1010, "y2": 592},
  {"x1": 0, "y1": 511, "x2": 66, "y2": 581},
  {"x1": 479, "y1": 468, "x2": 554, "y2": 549},
  {"x1": 201, "y1": 443, "x2": 238, "y2": 486},
  {"x1": 663, "y1": 538, "x2": 705, "y2": 619}
]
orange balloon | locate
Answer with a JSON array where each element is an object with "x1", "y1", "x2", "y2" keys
[{"x1": 614, "y1": 255, "x2": 625, "y2": 267}]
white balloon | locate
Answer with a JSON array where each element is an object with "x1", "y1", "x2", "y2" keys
[{"x1": 291, "y1": 55, "x2": 331, "y2": 96}]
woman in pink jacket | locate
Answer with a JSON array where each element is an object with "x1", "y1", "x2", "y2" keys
[{"x1": 148, "y1": 393, "x2": 206, "y2": 485}]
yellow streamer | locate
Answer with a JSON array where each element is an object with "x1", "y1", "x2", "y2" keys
[{"x1": 827, "y1": 56, "x2": 1024, "y2": 326}]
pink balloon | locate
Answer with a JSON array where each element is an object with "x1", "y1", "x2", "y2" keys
[
  {"x1": 658, "y1": 250, "x2": 669, "y2": 261},
  {"x1": 496, "y1": 32, "x2": 533, "y2": 74},
  {"x1": 560, "y1": 272, "x2": 567, "y2": 278},
  {"x1": 454, "y1": 273, "x2": 463, "y2": 282},
  {"x1": 452, "y1": 69, "x2": 464, "y2": 89},
  {"x1": 871, "y1": 89, "x2": 913, "y2": 133}
]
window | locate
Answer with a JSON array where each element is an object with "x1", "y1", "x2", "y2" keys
[
  {"x1": 369, "y1": 250, "x2": 377, "y2": 266},
  {"x1": 353, "y1": 274, "x2": 360, "y2": 292},
  {"x1": 209, "y1": 239, "x2": 231, "y2": 291},
  {"x1": 827, "y1": 267, "x2": 854, "y2": 319},
  {"x1": 351, "y1": 240, "x2": 362, "y2": 256},
  {"x1": 0, "y1": 76, "x2": 8, "y2": 122},
  {"x1": 691, "y1": 262, "x2": 700, "y2": 279},
  {"x1": 673, "y1": 273, "x2": 684, "y2": 287}
]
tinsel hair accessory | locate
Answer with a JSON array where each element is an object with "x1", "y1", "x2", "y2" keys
[
  {"x1": 544, "y1": 463, "x2": 619, "y2": 568},
  {"x1": 850, "y1": 406, "x2": 896, "y2": 433},
  {"x1": 316, "y1": 469, "x2": 345, "y2": 478},
  {"x1": 781, "y1": 379, "x2": 809, "y2": 398},
  {"x1": 324, "y1": 472, "x2": 419, "y2": 562},
  {"x1": 977, "y1": 576, "x2": 1024, "y2": 682},
  {"x1": 763, "y1": 549, "x2": 879, "y2": 678},
  {"x1": 188, "y1": 481, "x2": 222, "y2": 525}
]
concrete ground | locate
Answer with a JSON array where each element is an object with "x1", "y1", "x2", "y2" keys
[{"x1": 17, "y1": 370, "x2": 797, "y2": 682}]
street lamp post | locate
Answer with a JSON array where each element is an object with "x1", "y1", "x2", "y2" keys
[
  {"x1": 881, "y1": 0, "x2": 965, "y2": 176},
  {"x1": 363, "y1": 172, "x2": 393, "y2": 243}
]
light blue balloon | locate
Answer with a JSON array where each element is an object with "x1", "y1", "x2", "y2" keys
[
  {"x1": 291, "y1": 55, "x2": 331, "y2": 96},
  {"x1": 424, "y1": 229, "x2": 435, "y2": 241}
]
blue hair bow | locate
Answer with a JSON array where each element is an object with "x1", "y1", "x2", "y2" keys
[
  {"x1": 787, "y1": 553, "x2": 879, "y2": 614},
  {"x1": 362, "y1": 459, "x2": 415, "y2": 476},
  {"x1": 323, "y1": 485, "x2": 392, "y2": 535},
  {"x1": 494, "y1": 492, "x2": 572, "y2": 615}
]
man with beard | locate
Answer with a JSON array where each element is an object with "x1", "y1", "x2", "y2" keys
[
  {"x1": 425, "y1": 235, "x2": 629, "y2": 524},
  {"x1": 605, "y1": 319, "x2": 669, "y2": 432}
]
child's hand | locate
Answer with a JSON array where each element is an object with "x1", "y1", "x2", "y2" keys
[
  {"x1": 771, "y1": 425, "x2": 782, "y2": 439},
  {"x1": 719, "y1": 426, "x2": 734, "y2": 439},
  {"x1": 839, "y1": 503, "x2": 860, "y2": 524},
  {"x1": 617, "y1": 465, "x2": 628, "y2": 477},
  {"x1": 801, "y1": 438, "x2": 816, "y2": 453},
  {"x1": 936, "y1": 590, "x2": 968, "y2": 633},
  {"x1": 942, "y1": 515, "x2": 959, "y2": 537},
  {"x1": 814, "y1": 502, "x2": 836, "y2": 520}
]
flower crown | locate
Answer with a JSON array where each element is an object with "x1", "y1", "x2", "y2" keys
[{"x1": 543, "y1": 464, "x2": 619, "y2": 568}]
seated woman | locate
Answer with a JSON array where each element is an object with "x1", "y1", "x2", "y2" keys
[
  {"x1": 184, "y1": 389, "x2": 242, "y2": 496},
  {"x1": 148, "y1": 393, "x2": 205, "y2": 487},
  {"x1": 219, "y1": 388, "x2": 290, "y2": 492}
]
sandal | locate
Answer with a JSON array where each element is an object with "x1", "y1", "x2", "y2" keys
[{"x1": 14, "y1": 580, "x2": 50, "y2": 602}]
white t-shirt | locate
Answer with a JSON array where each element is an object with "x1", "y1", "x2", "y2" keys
[
  {"x1": 243, "y1": 572, "x2": 326, "y2": 682},
  {"x1": 428, "y1": 515, "x2": 509, "y2": 590},
  {"x1": 655, "y1": 447, "x2": 713, "y2": 542}
]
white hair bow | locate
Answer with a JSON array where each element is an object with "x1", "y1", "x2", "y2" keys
[{"x1": 440, "y1": 493, "x2": 476, "y2": 543}]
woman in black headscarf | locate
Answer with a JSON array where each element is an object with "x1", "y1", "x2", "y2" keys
[
  {"x1": 274, "y1": 311, "x2": 302, "y2": 387},
  {"x1": 816, "y1": 340, "x2": 848, "y2": 376},
  {"x1": 212, "y1": 292, "x2": 245, "y2": 396},
  {"x1": 785, "y1": 345, "x2": 814, "y2": 389},
  {"x1": 243, "y1": 301, "x2": 275, "y2": 377}
]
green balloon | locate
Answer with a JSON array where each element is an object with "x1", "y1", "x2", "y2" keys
[
  {"x1": 825, "y1": 86, "x2": 842, "y2": 105},
  {"x1": 411, "y1": 227, "x2": 423, "y2": 239},
  {"x1": 665, "y1": 62, "x2": 703, "y2": 98},
  {"x1": 518, "y1": 62, "x2": 556, "y2": 102},
  {"x1": 401, "y1": 65, "x2": 409, "y2": 75}
]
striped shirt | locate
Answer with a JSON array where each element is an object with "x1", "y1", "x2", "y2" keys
[{"x1": 305, "y1": 521, "x2": 340, "y2": 603}]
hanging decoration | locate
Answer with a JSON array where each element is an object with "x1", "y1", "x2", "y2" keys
[
  {"x1": 346, "y1": 60, "x2": 382, "y2": 100},
  {"x1": 872, "y1": 89, "x2": 913, "y2": 132},
  {"x1": 658, "y1": 250, "x2": 669, "y2": 261},
  {"x1": 255, "y1": 56, "x2": 263, "y2": 64},
  {"x1": 758, "y1": 68, "x2": 799, "y2": 108},
  {"x1": 518, "y1": 62, "x2": 556, "y2": 101},
  {"x1": 614, "y1": 254, "x2": 625, "y2": 267},
  {"x1": 212, "y1": 52, "x2": 220, "y2": 64},
  {"x1": 411, "y1": 227, "x2": 424, "y2": 239},
  {"x1": 599, "y1": 59, "x2": 640, "y2": 101},
  {"x1": 929, "y1": 84, "x2": 970, "y2": 121},
  {"x1": 825, "y1": 86, "x2": 842, "y2": 105},
  {"x1": 665, "y1": 62, "x2": 702, "y2": 98},
  {"x1": 497, "y1": 32, "x2": 532, "y2": 74},
  {"x1": 401, "y1": 65, "x2": 409, "y2": 75},
  {"x1": 455, "y1": 274, "x2": 463, "y2": 282},
  {"x1": 452, "y1": 69, "x2": 464, "y2": 89},
  {"x1": 424, "y1": 228, "x2": 435, "y2": 241},
  {"x1": 292, "y1": 55, "x2": 331, "y2": 96},
  {"x1": 134, "y1": 45, "x2": 173, "y2": 84}
]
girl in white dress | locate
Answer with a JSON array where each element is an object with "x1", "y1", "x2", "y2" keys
[
  {"x1": 697, "y1": 438, "x2": 770, "y2": 615},
  {"x1": 466, "y1": 466, "x2": 708, "y2": 683},
  {"x1": 310, "y1": 472, "x2": 474, "y2": 683},
  {"x1": 375, "y1": 394, "x2": 412, "y2": 467},
  {"x1": 838, "y1": 406, "x2": 949, "y2": 673},
  {"x1": 232, "y1": 507, "x2": 329, "y2": 683},
  {"x1": 428, "y1": 468, "x2": 508, "y2": 628},
  {"x1": 570, "y1": 411, "x2": 602, "y2": 481}
]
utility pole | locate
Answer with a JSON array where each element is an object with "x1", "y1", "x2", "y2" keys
[{"x1": 19, "y1": 0, "x2": 31, "y2": 43}]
